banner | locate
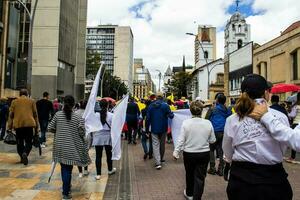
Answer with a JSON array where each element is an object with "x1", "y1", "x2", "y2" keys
[
  {"x1": 83, "y1": 64, "x2": 105, "y2": 134},
  {"x1": 111, "y1": 95, "x2": 129, "y2": 160},
  {"x1": 171, "y1": 109, "x2": 192, "y2": 148}
]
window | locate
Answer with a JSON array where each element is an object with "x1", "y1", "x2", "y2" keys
[
  {"x1": 232, "y1": 24, "x2": 235, "y2": 31},
  {"x1": 238, "y1": 25, "x2": 241, "y2": 33},
  {"x1": 292, "y1": 51, "x2": 298, "y2": 80},
  {"x1": 204, "y1": 51, "x2": 208, "y2": 59},
  {"x1": 238, "y1": 39, "x2": 243, "y2": 49}
]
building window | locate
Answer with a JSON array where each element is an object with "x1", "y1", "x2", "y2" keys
[
  {"x1": 238, "y1": 39, "x2": 243, "y2": 49},
  {"x1": 238, "y1": 25, "x2": 241, "y2": 33},
  {"x1": 204, "y1": 51, "x2": 208, "y2": 59},
  {"x1": 257, "y1": 64, "x2": 261, "y2": 75},
  {"x1": 232, "y1": 24, "x2": 235, "y2": 31},
  {"x1": 292, "y1": 51, "x2": 298, "y2": 80}
]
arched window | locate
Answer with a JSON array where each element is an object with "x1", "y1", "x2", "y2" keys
[
  {"x1": 238, "y1": 39, "x2": 243, "y2": 49},
  {"x1": 232, "y1": 24, "x2": 235, "y2": 31},
  {"x1": 204, "y1": 51, "x2": 208, "y2": 59},
  {"x1": 238, "y1": 25, "x2": 241, "y2": 33}
]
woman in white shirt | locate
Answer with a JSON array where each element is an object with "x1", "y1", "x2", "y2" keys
[
  {"x1": 173, "y1": 101, "x2": 216, "y2": 200},
  {"x1": 223, "y1": 74, "x2": 293, "y2": 200}
]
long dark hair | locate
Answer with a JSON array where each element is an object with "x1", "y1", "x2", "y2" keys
[
  {"x1": 99, "y1": 99, "x2": 108, "y2": 125},
  {"x1": 63, "y1": 95, "x2": 75, "y2": 120}
]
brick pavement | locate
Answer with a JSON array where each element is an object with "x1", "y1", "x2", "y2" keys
[
  {"x1": 0, "y1": 135, "x2": 108, "y2": 200},
  {"x1": 116, "y1": 139, "x2": 300, "y2": 200}
]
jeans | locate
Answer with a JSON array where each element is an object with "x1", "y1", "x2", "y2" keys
[
  {"x1": 152, "y1": 133, "x2": 166, "y2": 165},
  {"x1": 141, "y1": 132, "x2": 153, "y2": 155},
  {"x1": 95, "y1": 145, "x2": 112, "y2": 175},
  {"x1": 183, "y1": 151, "x2": 210, "y2": 199},
  {"x1": 209, "y1": 132, "x2": 224, "y2": 172},
  {"x1": 39, "y1": 119, "x2": 49, "y2": 144},
  {"x1": 16, "y1": 127, "x2": 33, "y2": 158},
  {"x1": 60, "y1": 163, "x2": 73, "y2": 196}
]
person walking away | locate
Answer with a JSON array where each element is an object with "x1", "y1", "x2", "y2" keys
[
  {"x1": 75, "y1": 100, "x2": 89, "y2": 178},
  {"x1": 223, "y1": 74, "x2": 292, "y2": 200},
  {"x1": 285, "y1": 92, "x2": 300, "y2": 162},
  {"x1": 141, "y1": 100, "x2": 153, "y2": 160},
  {"x1": 126, "y1": 97, "x2": 140, "y2": 144},
  {"x1": 53, "y1": 98, "x2": 62, "y2": 114},
  {"x1": 0, "y1": 98, "x2": 9, "y2": 141},
  {"x1": 167, "y1": 99, "x2": 176, "y2": 144},
  {"x1": 48, "y1": 95, "x2": 91, "y2": 200},
  {"x1": 93, "y1": 99, "x2": 116, "y2": 180},
  {"x1": 146, "y1": 92, "x2": 174, "y2": 169},
  {"x1": 270, "y1": 95, "x2": 288, "y2": 116},
  {"x1": 36, "y1": 91, "x2": 53, "y2": 148},
  {"x1": 8, "y1": 89, "x2": 39, "y2": 165},
  {"x1": 207, "y1": 93, "x2": 231, "y2": 176},
  {"x1": 173, "y1": 101, "x2": 216, "y2": 200}
]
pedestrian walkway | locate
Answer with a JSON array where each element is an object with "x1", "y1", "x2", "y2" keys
[
  {"x1": 105, "y1": 139, "x2": 300, "y2": 200},
  {"x1": 0, "y1": 135, "x2": 107, "y2": 200}
]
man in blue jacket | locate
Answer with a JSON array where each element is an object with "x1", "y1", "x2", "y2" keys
[
  {"x1": 207, "y1": 93, "x2": 231, "y2": 176},
  {"x1": 146, "y1": 92, "x2": 174, "y2": 169}
]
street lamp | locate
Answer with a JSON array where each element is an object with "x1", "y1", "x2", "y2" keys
[{"x1": 8, "y1": 0, "x2": 39, "y2": 92}]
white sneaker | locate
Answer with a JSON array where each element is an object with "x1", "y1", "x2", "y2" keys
[
  {"x1": 83, "y1": 170, "x2": 89, "y2": 176},
  {"x1": 108, "y1": 168, "x2": 116, "y2": 175},
  {"x1": 41, "y1": 144, "x2": 46, "y2": 148},
  {"x1": 78, "y1": 173, "x2": 83, "y2": 178},
  {"x1": 184, "y1": 189, "x2": 193, "y2": 200},
  {"x1": 95, "y1": 175, "x2": 101, "y2": 180},
  {"x1": 155, "y1": 164, "x2": 162, "y2": 170}
]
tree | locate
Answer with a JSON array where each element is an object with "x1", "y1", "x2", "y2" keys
[
  {"x1": 86, "y1": 50, "x2": 101, "y2": 78},
  {"x1": 102, "y1": 71, "x2": 128, "y2": 100},
  {"x1": 165, "y1": 72, "x2": 192, "y2": 99}
]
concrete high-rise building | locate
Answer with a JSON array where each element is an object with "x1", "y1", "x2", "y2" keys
[
  {"x1": 30, "y1": 0, "x2": 87, "y2": 100},
  {"x1": 195, "y1": 25, "x2": 216, "y2": 68},
  {"x1": 86, "y1": 25, "x2": 134, "y2": 92}
]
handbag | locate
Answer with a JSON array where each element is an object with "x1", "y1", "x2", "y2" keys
[
  {"x1": 4, "y1": 130, "x2": 17, "y2": 145},
  {"x1": 32, "y1": 133, "x2": 42, "y2": 156}
]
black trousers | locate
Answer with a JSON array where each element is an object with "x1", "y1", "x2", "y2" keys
[
  {"x1": 209, "y1": 133, "x2": 224, "y2": 171},
  {"x1": 227, "y1": 161, "x2": 293, "y2": 200},
  {"x1": 16, "y1": 127, "x2": 34, "y2": 158},
  {"x1": 183, "y1": 151, "x2": 210, "y2": 199},
  {"x1": 95, "y1": 145, "x2": 112, "y2": 175},
  {"x1": 127, "y1": 121, "x2": 137, "y2": 143}
]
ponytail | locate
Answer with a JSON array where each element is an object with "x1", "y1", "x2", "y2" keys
[
  {"x1": 99, "y1": 99, "x2": 108, "y2": 125},
  {"x1": 235, "y1": 92, "x2": 255, "y2": 119},
  {"x1": 63, "y1": 95, "x2": 75, "y2": 120}
]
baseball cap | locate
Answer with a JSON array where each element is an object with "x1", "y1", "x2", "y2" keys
[{"x1": 241, "y1": 74, "x2": 269, "y2": 99}]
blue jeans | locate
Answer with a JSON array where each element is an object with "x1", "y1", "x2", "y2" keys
[
  {"x1": 60, "y1": 163, "x2": 73, "y2": 196},
  {"x1": 39, "y1": 120, "x2": 49, "y2": 143},
  {"x1": 141, "y1": 132, "x2": 153, "y2": 155}
]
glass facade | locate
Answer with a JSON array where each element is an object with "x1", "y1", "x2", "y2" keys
[{"x1": 86, "y1": 27, "x2": 115, "y2": 76}]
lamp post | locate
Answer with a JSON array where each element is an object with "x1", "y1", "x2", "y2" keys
[
  {"x1": 9, "y1": 0, "x2": 39, "y2": 92},
  {"x1": 186, "y1": 32, "x2": 214, "y2": 100},
  {"x1": 156, "y1": 69, "x2": 162, "y2": 92}
]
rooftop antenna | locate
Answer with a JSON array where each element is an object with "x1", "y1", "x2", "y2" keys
[{"x1": 236, "y1": 0, "x2": 240, "y2": 12}]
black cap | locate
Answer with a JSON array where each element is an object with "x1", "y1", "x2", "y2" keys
[{"x1": 241, "y1": 74, "x2": 269, "y2": 99}]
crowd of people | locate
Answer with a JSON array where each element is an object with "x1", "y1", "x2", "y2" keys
[{"x1": 1, "y1": 73, "x2": 300, "y2": 200}]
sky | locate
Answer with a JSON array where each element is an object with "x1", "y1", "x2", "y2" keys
[{"x1": 87, "y1": 0, "x2": 300, "y2": 87}]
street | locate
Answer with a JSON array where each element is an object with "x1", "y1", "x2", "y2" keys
[{"x1": 1, "y1": 135, "x2": 300, "y2": 200}]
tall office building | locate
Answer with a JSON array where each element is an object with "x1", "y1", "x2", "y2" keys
[
  {"x1": 133, "y1": 58, "x2": 153, "y2": 99},
  {"x1": 86, "y1": 25, "x2": 134, "y2": 92},
  {"x1": 31, "y1": 0, "x2": 87, "y2": 100}
]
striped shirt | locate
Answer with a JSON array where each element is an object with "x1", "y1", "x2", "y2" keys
[{"x1": 48, "y1": 111, "x2": 91, "y2": 166}]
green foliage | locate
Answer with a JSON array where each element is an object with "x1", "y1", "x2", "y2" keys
[
  {"x1": 165, "y1": 72, "x2": 192, "y2": 99},
  {"x1": 102, "y1": 71, "x2": 128, "y2": 100}
]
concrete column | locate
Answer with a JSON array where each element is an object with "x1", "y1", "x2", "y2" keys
[{"x1": 261, "y1": 62, "x2": 267, "y2": 79}]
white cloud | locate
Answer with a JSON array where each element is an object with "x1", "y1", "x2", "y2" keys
[{"x1": 87, "y1": 0, "x2": 300, "y2": 87}]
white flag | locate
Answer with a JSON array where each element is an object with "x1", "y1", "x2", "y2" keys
[
  {"x1": 83, "y1": 64, "x2": 105, "y2": 134},
  {"x1": 111, "y1": 95, "x2": 129, "y2": 160},
  {"x1": 171, "y1": 109, "x2": 192, "y2": 149}
]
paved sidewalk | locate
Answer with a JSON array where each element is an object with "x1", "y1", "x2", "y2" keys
[
  {"x1": 0, "y1": 135, "x2": 108, "y2": 200},
  {"x1": 120, "y1": 139, "x2": 300, "y2": 200}
]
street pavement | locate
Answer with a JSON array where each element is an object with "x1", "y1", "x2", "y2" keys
[
  {"x1": 0, "y1": 135, "x2": 300, "y2": 200},
  {"x1": 0, "y1": 135, "x2": 107, "y2": 200}
]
